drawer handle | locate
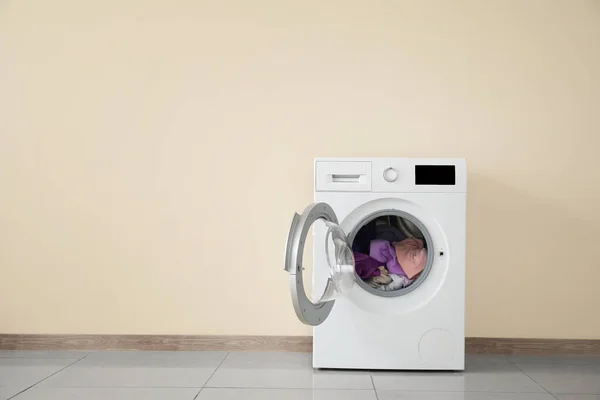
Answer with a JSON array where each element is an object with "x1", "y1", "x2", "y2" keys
[{"x1": 331, "y1": 174, "x2": 361, "y2": 183}]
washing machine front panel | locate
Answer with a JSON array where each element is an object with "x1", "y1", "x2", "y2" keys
[
  {"x1": 301, "y1": 157, "x2": 466, "y2": 370},
  {"x1": 284, "y1": 202, "x2": 356, "y2": 326},
  {"x1": 312, "y1": 192, "x2": 466, "y2": 370}
]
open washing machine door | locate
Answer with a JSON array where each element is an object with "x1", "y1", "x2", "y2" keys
[{"x1": 284, "y1": 203, "x2": 356, "y2": 326}]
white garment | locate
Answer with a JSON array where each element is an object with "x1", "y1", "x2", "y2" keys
[{"x1": 379, "y1": 274, "x2": 412, "y2": 291}]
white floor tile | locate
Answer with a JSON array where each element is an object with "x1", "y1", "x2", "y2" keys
[
  {"x1": 0, "y1": 387, "x2": 25, "y2": 400},
  {"x1": 508, "y1": 356, "x2": 600, "y2": 366},
  {"x1": 377, "y1": 392, "x2": 556, "y2": 400},
  {"x1": 516, "y1": 364, "x2": 600, "y2": 395},
  {"x1": 197, "y1": 388, "x2": 378, "y2": 400},
  {"x1": 39, "y1": 351, "x2": 227, "y2": 388},
  {"x1": 371, "y1": 370, "x2": 545, "y2": 393},
  {"x1": 205, "y1": 352, "x2": 373, "y2": 389},
  {"x1": 10, "y1": 388, "x2": 199, "y2": 400},
  {"x1": 0, "y1": 358, "x2": 78, "y2": 388},
  {"x1": 0, "y1": 351, "x2": 87, "y2": 360}
]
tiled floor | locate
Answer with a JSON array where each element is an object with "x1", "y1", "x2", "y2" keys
[{"x1": 1, "y1": 351, "x2": 599, "y2": 399}]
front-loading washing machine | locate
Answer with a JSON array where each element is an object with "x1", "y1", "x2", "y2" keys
[{"x1": 284, "y1": 158, "x2": 466, "y2": 370}]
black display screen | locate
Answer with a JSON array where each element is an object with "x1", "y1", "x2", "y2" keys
[{"x1": 415, "y1": 165, "x2": 456, "y2": 185}]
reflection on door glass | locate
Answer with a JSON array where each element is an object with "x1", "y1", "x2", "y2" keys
[
  {"x1": 301, "y1": 219, "x2": 317, "y2": 303},
  {"x1": 322, "y1": 221, "x2": 355, "y2": 302},
  {"x1": 302, "y1": 219, "x2": 355, "y2": 305}
]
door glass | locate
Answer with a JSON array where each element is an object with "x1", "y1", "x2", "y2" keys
[
  {"x1": 300, "y1": 219, "x2": 317, "y2": 303},
  {"x1": 285, "y1": 202, "x2": 356, "y2": 326},
  {"x1": 299, "y1": 219, "x2": 355, "y2": 305},
  {"x1": 349, "y1": 210, "x2": 434, "y2": 297},
  {"x1": 319, "y1": 221, "x2": 355, "y2": 303}
]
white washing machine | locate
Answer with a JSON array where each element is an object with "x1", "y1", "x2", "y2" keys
[{"x1": 285, "y1": 158, "x2": 466, "y2": 370}]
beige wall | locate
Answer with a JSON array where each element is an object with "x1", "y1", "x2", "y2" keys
[{"x1": 1, "y1": 0, "x2": 599, "y2": 339}]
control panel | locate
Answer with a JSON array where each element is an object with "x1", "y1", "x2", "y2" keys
[{"x1": 315, "y1": 158, "x2": 466, "y2": 193}]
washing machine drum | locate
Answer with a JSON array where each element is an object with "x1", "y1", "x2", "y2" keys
[{"x1": 396, "y1": 216, "x2": 424, "y2": 239}]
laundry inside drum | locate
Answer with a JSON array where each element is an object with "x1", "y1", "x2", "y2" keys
[{"x1": 350, "y1": 212, "x2": 433, "y2": 296}]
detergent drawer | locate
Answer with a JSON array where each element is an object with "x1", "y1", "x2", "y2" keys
[{"x1": 315, "y1": 161, "x2": 372, "y2": 192}]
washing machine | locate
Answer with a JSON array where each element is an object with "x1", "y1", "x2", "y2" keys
[{"x1": 284, "y1": 158, "x2": 466, "y2": 370}]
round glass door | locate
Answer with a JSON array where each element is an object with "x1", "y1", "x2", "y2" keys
[{"x1": 284, "y1": 203, "x2": 355, "y2": 326}]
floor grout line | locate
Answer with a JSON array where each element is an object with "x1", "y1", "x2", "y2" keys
[
  {"x1": 192, "y1": 387, "x2": 203, "y2": 400},
  {"x1": 6, "y1": 355, "x2": 88, "y2": 400},
  {"x1": 198, "y1": 352, "x2": 229, "y2": 392},
  {"x1": 506, "y1": 357, "x2": 561, "y2": 400},
  {"x1": 369, "y1": 371, "x2": 380, "y2": 400}
]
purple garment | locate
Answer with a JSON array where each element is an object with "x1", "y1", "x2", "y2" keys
[
  {"x1": 353, "y1": 252, "x2": 382, "y2": 279},
  {"x1": 369, "y1": 240, "x2": 406, "y2": 276}
]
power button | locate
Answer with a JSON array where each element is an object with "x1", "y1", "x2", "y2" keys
[{"x1": 383, "y1": 167, "x2": 399, "y2": 182}]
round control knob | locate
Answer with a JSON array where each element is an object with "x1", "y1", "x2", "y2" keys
[{"x1": 383, "y1": 167, "x2": 398, "y2": 182}]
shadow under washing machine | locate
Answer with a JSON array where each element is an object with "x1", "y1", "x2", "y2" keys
[{"x1": 284, "y1": 158, "x2": 466, "y2": 370}]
